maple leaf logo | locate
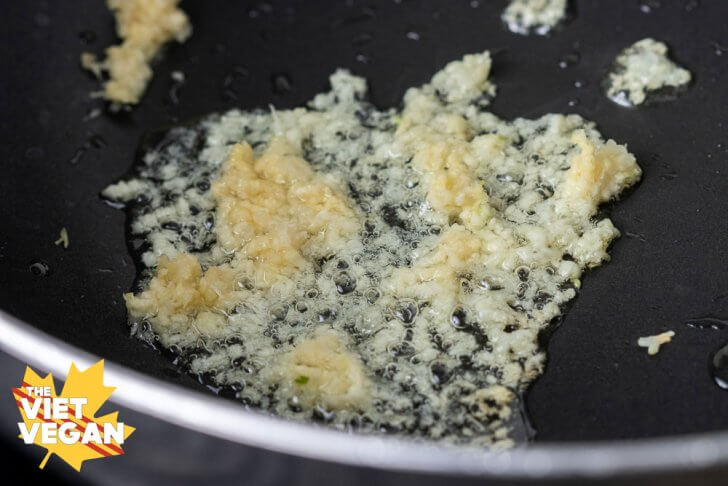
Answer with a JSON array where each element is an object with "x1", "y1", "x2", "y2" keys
[{"x1": 11, "y1": 360, "x2": 135, "y2": 471}]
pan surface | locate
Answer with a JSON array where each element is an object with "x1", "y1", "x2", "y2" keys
[{"x1": 1, "y1": 0, "x2": 728, "y2": 458}]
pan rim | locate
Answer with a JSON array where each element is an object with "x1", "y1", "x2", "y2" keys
[{"x1": 0, "y1": 309, "x2": 726, "y2": 480}]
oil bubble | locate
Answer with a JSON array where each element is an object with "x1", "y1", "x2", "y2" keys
[
  {"x1": 450, "y1": 307, "x2": 468, "y2": 329},
  {"x1": 29, "y1": 261, "x2": 50, "y2": 277},
  {"x1": 711, "y1": 342, "x2": 728, "y2": 390},
  {"x1": 394, "y1": 300, "x2": 418, "y2": 324},
  {"x1": 271, "y1": 73, "x2": 293, "y2": 94},
  {"x1": 270, "y1": 304, "x2": 289, "y2": 321},
  {"x1": 334, "y1": 271, "x2": 357, "y2": 294},
  {"x1": 558, "y1": 52, "x2": 580, "y2": 69},
  {"x1": 365, "y1": 287, "x2": 380, "y2": 303}
]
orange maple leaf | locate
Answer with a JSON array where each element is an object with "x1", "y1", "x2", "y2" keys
[{"x1": 11, "y1": 360, "x2": 135, "y2": 471}]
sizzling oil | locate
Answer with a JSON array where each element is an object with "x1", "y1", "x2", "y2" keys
[{"x1": 103, "y1": 52, "x2": 641, "y2": 447}]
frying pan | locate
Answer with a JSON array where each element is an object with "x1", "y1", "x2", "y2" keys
[{"x1": 1, "y1": 0, "x2": 727, "y2": 483}]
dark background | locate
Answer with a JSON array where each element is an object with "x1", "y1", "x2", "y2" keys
[{"x1": 1, "y1": 1, "x2": 727, "y2": 469}]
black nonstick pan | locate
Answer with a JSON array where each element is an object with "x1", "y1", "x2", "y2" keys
[{"x1": 1, "y1": 0, "x2": 728, "y2": 484}]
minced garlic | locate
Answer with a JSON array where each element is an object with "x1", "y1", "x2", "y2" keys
[
  {"x1": 272, "y1": 329, "x2": 372, "y2": 411},
  {"x1": 124, "y1": 253, "x2": 240, "y2": 336},
  {"x1": 124, "y1": 137, "x2": 359, "y2": 335},
  {"x1": 412, "y1": 142, "x2": 492, "y2": 230},
  {"x1": 502, "y1": 0, "x2": 568, "y2": 36},
  {"x1": 559, "y1": 130, "x2": 641, "y2": 211},
  {"x1": 211, "y1": 138, "x2": 359, "y2": 284},
  {"x1": 606, "y1": 38, "x2": 691, "y2": 107},
  {"x1": 54, "y1": 227, "x2": 69, "y2": 249},
  {"x1": 638, "y1": 331, "x2": 675, "y2": 356},
  {"x1": 105, "y1": 51, "x2": 641, "y2": 447},
  {"x1": 81, "y1": 0, "x2": 191, "y2": 104}
]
